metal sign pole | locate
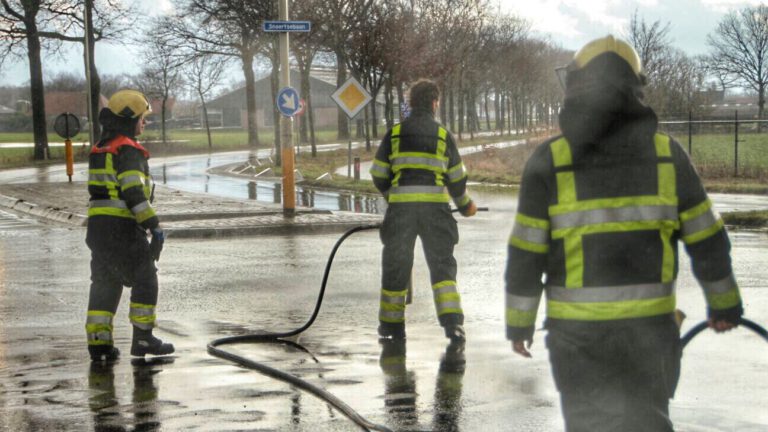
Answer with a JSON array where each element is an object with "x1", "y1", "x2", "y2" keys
[
  {"x1": 279, "y1": 0, "x2": 295, "y2": 217},
  {"x1": 347, "y1": 119, "x2": 352, "y2": 178}
]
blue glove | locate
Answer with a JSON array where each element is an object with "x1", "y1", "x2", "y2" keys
[{"x1": 149, "y1": 227, "x2": 165, "y2": 262}]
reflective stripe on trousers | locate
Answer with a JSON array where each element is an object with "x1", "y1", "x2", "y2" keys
[
  {"x1": 86, "y1": 310, "x2": 114, "y2": 346},
  {"x1": 129, "y1": 302, "x2": 156, "y2": 330}
]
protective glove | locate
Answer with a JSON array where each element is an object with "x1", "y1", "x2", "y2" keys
[
  {"x1": 149, "y1": 227, "x2": 165, "y2": 262},
  {"x1": 459, "y1": 200, "x2": 478, "y2": 217},
  {"x1": 708, "y1": 303, "x2": 743, "y2": 332}
]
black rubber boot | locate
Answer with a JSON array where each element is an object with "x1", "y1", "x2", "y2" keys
[
  {"x1": 378, "y1": 322, "x2": 406, "y2": 340},
  {"x1": 131, "y1": 328, "x2": 174, "y2": 357},
  {"x1": 89, "y1": 345, "x2": 120, "y2": 362}
]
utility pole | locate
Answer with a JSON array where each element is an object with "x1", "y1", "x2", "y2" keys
[{"x1": 279, "y1": 0, "x2": 295, "y2": 217}]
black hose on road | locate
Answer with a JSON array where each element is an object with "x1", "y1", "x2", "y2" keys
[
  {"x1": 207, "y1": 224, "x2": 392, "y2": 432},
  {"x1": 681, "y1": 317, "x2": 768, "y2": 349},
  {"x1": 207, "y1": 208, "x2": 489, "y2": 431}
]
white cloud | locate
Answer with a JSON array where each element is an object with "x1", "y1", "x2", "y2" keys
[
  {"x1": 496, "y1": 0, "x2": 630, "y2": 48},
  {"x1": 495, "y1": 0, "x2": 580, "y2": 38},
  {"x1": 701, "y1": 0, "x2": 766, "y2": 13}
]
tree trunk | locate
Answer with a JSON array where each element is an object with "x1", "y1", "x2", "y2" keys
[
  {"x1": 484, "y1": 90, "x2": 491, "y2": 132},
  {"x1": 759, "y1": 83, "x2": 765, "y2": 133},
  {"x1": 309, "y1": 94, "x2": 317, "y2": 157},
  {"x1": 370, "y1": 88, "x2": 379, "y2": 140},
  {"x1": 300, "y1": 66, "x2": 310, "y2": 144},
  {"x1": 384, "y1": 76, "x2": 393, "y2": 129},
  {"x1": 335, "y1": 48, "x2": 349, "y2": 140},
  {"x1": 25, "y1": 18, "x2": 48, "y2": 160},
  {"x1": 496, "y1": 89, "x2": 504, "y2": 133},
  {"x1": 364, "y1": 104, "x2": 371, "y2": 151},
  {"x1": 241, "y1": 50, "x2": 260, "y2": 148},
  {"x1": 199, "y1": 92, "x2": 212, "y2": 149},
  {"x1": 161, "y1": 97, "x2": 167, "y2": 144},
  {"x1": 270, "y1": 62, "x2": 281, "y2": 165},
  {"x1": 458, "y1": 76, "x2": 465, "y2": 137},
  {"x1": 448, "y1": 84, "x2": 456, "y2": 133},
  {"x1": 85, "y1": 0, "x2": 100, "y2": 143}
]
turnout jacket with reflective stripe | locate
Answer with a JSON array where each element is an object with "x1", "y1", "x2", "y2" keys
[
  {"x1": 505, "y1": 132, "x2": 742, "y2": 341},
  {"x1": 87, "y1": 135, "x2": 158, "y2": 230},
  {"x1": 370, "y1": 109, "x2": 471, "y2": 209}
]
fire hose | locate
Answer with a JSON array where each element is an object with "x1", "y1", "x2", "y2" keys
[
  {"x1": 681, "y1": 317, "x2": 768, "y2": 349},
  {"x1": 207, "y1": 207, "x2": 488, "y2": 431}
]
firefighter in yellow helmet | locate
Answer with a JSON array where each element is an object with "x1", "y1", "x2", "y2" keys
[
  {"x1": 85, "y1": 89, "x2": 174, "y2": 361},
  {"x1": 505, "y1": 36, "x2": 743, "y2": 431}
]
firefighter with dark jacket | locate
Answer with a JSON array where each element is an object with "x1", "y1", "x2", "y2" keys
[
  {"x1": 85, "y1": 89, "x2": 174, "y2": 362},
  {"x1": 505, "y1": 36, "x2": 743, "y2": 431},
  {"x1": 370, "y1": 78, "x2": 477, "y2": 343}
]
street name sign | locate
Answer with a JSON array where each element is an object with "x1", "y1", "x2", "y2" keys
[
  {"x1": 263, "y1": 21, "x2": 311, "y2": 32},
  {"x1": 277, "y1": 87, "x2": 301, "y2": 117},
  {"x1": 331, "y1": 77, "x2": 372, "y2": 119}
]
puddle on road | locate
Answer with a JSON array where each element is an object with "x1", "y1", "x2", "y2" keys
[{"x1": 152, "y1": 154, "x2": 385, "y2": 214}]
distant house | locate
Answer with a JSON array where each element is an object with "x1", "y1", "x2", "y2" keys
[
  {"x1": 0, "y1": 104, "x2": 15, "y2": 118},
  {"x1": 203, "y1": 69, "x2": 386, "y2": 129}
]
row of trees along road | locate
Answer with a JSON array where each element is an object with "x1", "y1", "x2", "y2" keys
[{"x1": 3, "y1": 1, "x2": 768, "y2": 161}]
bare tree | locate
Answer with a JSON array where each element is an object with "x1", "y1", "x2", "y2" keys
[
  {"x1": 137, "y1": 36, "x2": 184, "y2": 145},
  {"x1": 627, "y1": 10, "x2": 671, "y2": 82},
  {"x1": 0, "y1": 0, "x2": 51, "y2": 159},
  {"x1": 292, "y1": 0, "x2": 331, "y2": 156},
  {"x1": 167, "y1": 0, "x2": 277, "y2": 148},
  {"x1": 313, "y1": 0, "x2": 374, "y2": 140},
  {"x1": 40, "y1": 0, "x2": 137, "y2": 142},
  {"x1": 185, "y1": 54, "x2": 228, "y2": 149},
  {"x1": 627, "y1": 12, "x2": 707, "y2": 118},
  {"x1": 707, "y1": 4, "x2": 768, "y2": 126}
]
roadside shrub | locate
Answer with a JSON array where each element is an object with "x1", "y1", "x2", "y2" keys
[{"x1": 0, "y1": 113, "x2": 33, "y2": 132}]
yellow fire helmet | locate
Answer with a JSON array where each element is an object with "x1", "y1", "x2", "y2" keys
[
  {"x1": 573, "y1": 35, "x2": 642, "y2": 77},
  {"x1": 107, "y1": 89, "x2": 152, "y2": 119}
]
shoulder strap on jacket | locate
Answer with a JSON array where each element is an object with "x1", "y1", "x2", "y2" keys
[{"x1": 90, "y1": 135, "x2": 150, "y2": 159}]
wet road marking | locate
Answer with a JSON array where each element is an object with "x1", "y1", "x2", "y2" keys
[{"x1": 0, "y1": 209, "x2": 39, "y2": 230}]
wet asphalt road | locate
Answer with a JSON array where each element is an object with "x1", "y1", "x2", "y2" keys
[{"x1": 1, "y1": 159, "x2": 768, "y2": 431}]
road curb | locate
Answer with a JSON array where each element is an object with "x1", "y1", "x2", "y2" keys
[
  {"x1": 0, "y1": 193, "x2": 87, "y2": 226},
  {"x1": 165, "y1": 220, "x2": 382, "y2": 238}
]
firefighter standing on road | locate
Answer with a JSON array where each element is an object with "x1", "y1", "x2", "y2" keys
[
  {"x1": 85, "y1": 89, "x2": 174, "y2": 362},
  {"x1": 371, "y1": 79, "x2": 477, "y2": 343},
  {"x1": 504, "y1": 36, "x2": 743, "y2": 431}
]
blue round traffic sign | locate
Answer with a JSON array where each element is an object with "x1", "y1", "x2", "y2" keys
[{"x1": 277, "y1": 87, "x2": 301, "y2": 117}]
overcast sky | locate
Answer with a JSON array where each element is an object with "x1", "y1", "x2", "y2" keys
[{"x1": 0, "y1": 0, "x2": 764, "y2": 87}]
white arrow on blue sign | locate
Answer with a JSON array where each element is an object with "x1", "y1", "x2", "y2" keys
[
  {"x1": 277, "y1": 87, "x2": 301, "y2": 117},
  {"x1": 263, "y1": 21, "x2": 311, "y2": 32}
]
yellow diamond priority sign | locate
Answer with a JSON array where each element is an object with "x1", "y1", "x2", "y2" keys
[{"x1": 331, "y1": 77, "x2": 372, "y2": 119}]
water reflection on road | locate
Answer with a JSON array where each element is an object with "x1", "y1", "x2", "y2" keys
[{"x1": 151, "y1": 151, "x2": 386, "y2": 214}]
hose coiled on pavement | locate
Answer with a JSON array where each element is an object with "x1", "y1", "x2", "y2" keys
[{"x1": 207, "y1": 223, "x2": 393, "y2": 432}]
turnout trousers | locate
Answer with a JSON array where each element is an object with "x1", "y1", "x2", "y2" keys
[
  {"x1": 85, "y1": 217, "x2": 159, "y2": 348},
  {"x1": 379, "y1": 203, "x2": 463, "y2": 328},
  {"x1": 545, "y1": 316, "x2": 682, "y2": 432}
]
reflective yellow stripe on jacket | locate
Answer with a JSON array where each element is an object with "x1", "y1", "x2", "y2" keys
[
  {"x1": 545, "y1": 134, "x2": 679, "y2": 321},
  {"x1": 387, "y1": 124, "x2": 452, "y2": 203},
  {"x1": 88, "y1": 153, "x2": 155, "y2": 222}
]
